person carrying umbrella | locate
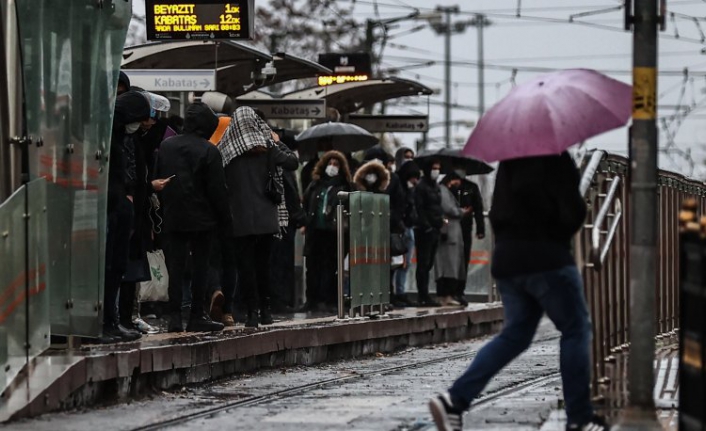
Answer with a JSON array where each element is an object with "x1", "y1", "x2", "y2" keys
[{"x1": 428, "y1": 69, "x2": 630, "y2": 431}]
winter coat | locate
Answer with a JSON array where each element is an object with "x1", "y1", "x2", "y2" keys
[
  {"x1": 395, "y1": 147, "x2": 414, "y2": 169},
  {"x1": 434, "y1": 185, "x2": 466, "y2": 281},
  {"x1": 284, "y1": 169, "x2": 307, "y2": 229},
  {"x1": 224, "y1": 142, "x2": 298, "y2": 237},
  {"x1": 456, "y1": 179, "x2": 486, "y2": 236},
  {"x1": 108, "y1": 91, "x2": 151, "y2": 213},
  {"x1": 353, "y1": 160, "x2": 390, "y2": 193},
  {"x1": 156, "y1": 103, "x2": 232, "y2": 234},
  {"x1": 414, "y1": 176, "x2": 444, "y2": 231},
  {"x1": 490, "y1": 151, "x2": 587, "y2": 278}
]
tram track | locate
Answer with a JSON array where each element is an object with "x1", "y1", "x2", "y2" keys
[{"x1": 130, "y1": 334, "x2": 562, "y2": 431}]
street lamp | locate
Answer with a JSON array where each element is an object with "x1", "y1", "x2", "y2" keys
[{"x1": 423, "y1": 6, "x2": 491, "y2": 148}]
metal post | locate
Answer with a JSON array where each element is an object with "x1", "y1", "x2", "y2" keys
[
  {"x1": 336, "y1": 203, "x2": 345, "y2": 319},
  {"x1": 476, "y1": 13, "x2": 485, "y2": 117},
  {"x1": 443, "y1": 8, "x2": 452, "y2": 149},
  {"x1": 614, "y1": 0, "x2": 661, "y2": 429},
  {"x1": 179, "y1": 92, "x2": 187, "y2": 119}
]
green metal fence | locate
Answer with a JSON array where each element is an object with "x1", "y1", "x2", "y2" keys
[{"x1": 338, "y1": 192, "x2": 390, "y2": 317}]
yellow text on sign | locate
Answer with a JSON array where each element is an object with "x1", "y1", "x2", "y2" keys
[{"x1": 633, "y1": 67, "x2": 656, "y2": 120}]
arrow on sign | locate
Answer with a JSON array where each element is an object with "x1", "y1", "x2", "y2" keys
[
  {"x1": 201, "y1": 79, "x2": 211, "y2": 88},
  {"x1": 418, "y1": 123, "x2": 425, "y2": 129},
  {"x1": 312, "y1": 107, "x2": 321, "y2": 116}
]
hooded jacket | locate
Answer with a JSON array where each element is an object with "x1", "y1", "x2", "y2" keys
[
  {"x1": 108, "y1": 91, "x2": 151, "y2": 212},
  {"x1": 156, "y1": 103, "x2": 232, "y2": 233},
  {"x1": 353, "y1": 160, "x2": 390, "y2": 193},
  {"x1": 414, "y1": 161, "x2": 444, "y2": 231},
  {"x1": 395, "y1": 147, "x2": 415, "y2": 169},
  {"x1": 303, "y1": 151, "x2": 353, "y2": 233}
]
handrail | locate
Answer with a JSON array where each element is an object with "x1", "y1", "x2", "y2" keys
[
  {"x1": 590, "y1": 176, "x2": 622, "y2": 269},
  {"x1": 580, "y1": 150, "x2": 606, "y2": 197}
]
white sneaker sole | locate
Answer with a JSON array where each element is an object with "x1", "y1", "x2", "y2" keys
[{"x1": 429, "y1": 397, "x2": 453, "y2": 431}]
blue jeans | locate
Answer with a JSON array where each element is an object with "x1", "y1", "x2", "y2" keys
[
  {"x1": 448, "y1": 265, "x2": 593, "y2": 425},
  {"x1": 394, "y1": 228, "x2": 415, "y2": 295}
]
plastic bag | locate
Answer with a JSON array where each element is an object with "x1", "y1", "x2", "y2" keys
[{"x1": 137, "y1": 250, "x2": 169, "y2": 302}]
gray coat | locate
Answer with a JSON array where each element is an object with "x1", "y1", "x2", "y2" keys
[
  {"x1": 225, "y1": 143, "x2": 298, "y2": 237},
  {"x1": 434, "y1": 185, "x2": 465, "y2": 281}
]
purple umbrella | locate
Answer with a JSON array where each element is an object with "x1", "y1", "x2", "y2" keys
[{"x1": 463, "y1": 69, "x2": 632, "y2": 162}]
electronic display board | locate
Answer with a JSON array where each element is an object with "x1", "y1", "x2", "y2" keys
[
  {"x1": 317, "y1": 53, "x2": 372, "y2": 87},
  {"x1": 145, "y1": 0, "x2": 254, "y2": 41}
]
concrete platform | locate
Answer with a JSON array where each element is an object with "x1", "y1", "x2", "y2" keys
[{"x1": 0, "y1": 303, "x2": 503, "y2": 423}]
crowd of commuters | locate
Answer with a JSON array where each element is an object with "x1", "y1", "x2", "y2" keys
[{"x1": 102, "y1": 75, "x2": 487, "y2": 342}]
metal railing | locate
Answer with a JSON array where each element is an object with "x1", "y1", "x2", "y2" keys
[
  {"x1": 577, "y1": 150, "x2": 706, "y2": 399},
  {"x1": 336, "y1": 191, "x2": 391, "y2": 319}
]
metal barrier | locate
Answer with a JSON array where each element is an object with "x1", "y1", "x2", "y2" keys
[
  {"x1": 0, "y1": 179, "x2": 50, "y2": 395},
  {"x1": 336, "y1": 191, "x2": 391, "y2": 318},
  {"x1": 577, "y1": 150, "x2": 704, "y2": 399}
]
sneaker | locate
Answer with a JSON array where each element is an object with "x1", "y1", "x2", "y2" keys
[
  {"x1": 566, "y1": 415, "x2": 608, "y2": 431},
  {"x1": 429, "y1": 392, "x2": 463, "y2": 431},
  {"x1": 103, "y1": 324, "x2": 142, "y2": 342},
  {"x1": 440, "y1": 296, "x2": 461, "y2": 306},
  {"x1": 454, "y1": 295, "x2": 469, "y2": 306},
  {"x1": 209, "y1": 290, "x2": 225, "y2": 323},
  {"x1": 222, "y1": 313, "x2": 236, "y2": 327},
  {"x1": 133, "y1": 317, "x2": 159, "y2": 334},
  {"x1": 260, "y1": 309, "x2": 274, "y2": 325},
  {"x1": 419, "y1": 296, "x2": 442, "y2": 307},
  {"x1": 186, "y1": 314, "x2": 224, "y2": 332}
]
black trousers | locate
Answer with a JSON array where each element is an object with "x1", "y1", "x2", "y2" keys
[
  {"x1": 305, "y1": 230, "x2": 338, "y2": 305},
  {"x1": 104, "y1": 196, "x2": 133, "y2": 326},
  {"x1": 233, "y1": 234, "x2": 274, "y2": 312},
  {"x1": 164, "y1": 231, "x2": 213, "y2": 317},
  {"x1": 459, "y1": 217, "x2": 474, "y2": 295},
  {"x1": 119, "y1": 282, "x2": 136, "y2": 325},
  {"x1": 414, "y1": 228, "x2": 440, "y2": 299},
  {"x1": 207, "y1": 237, "x2": 239, "y2": 313},
  {"x1": 269, "y1": 225, "x2": 296, "y2": 309},
  {"x1": 436, "y1": 278, "x2": 457, "y2": 297}
]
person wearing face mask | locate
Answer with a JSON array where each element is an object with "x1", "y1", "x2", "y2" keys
[
  {"x1": 393, "y1": 160, "x2": 422, "y2": 306},
  {"x1": 395, "y1": 147, "x2": 415, "y2": 170},
  {"x1": 451, "y1": 167, "x2": 486, "y2": 306},
  {"x1": 353, "y1": 159, "x2": 390, "y2": 194},
  {"x1": 413, "y1": 159, "x2": 445, "y2": 307},
  {"x1": 103, "y1": 90, "x2": 154, "y2": 342},
  {"x1": 300, "y1": 151, "x2": 353, "y2": 313}
]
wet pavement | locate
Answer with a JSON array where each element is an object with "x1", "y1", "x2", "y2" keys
[{"x1": 8, "y1": 320, "x2": 564, "y2": 431}]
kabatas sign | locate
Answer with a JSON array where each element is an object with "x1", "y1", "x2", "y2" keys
[
  {"x1": 145, "y1": 0, "x2": 254, "y2": 41},
  {"x1": 317, "y1": 53, "x2": 372, "y2": 87}
]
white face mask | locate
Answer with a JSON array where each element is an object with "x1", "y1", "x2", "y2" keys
[
  {"x1": 365, "y1": 173, "x2": 378, "y2": 185},
  {"x1": 325, "y1": 165, "x2": 339, "y2": 177},
  {"x1": 407, "y1": 180, "x2": 415, "y2": 189},
  {"x1": 390, "y1": 164, "x2": 397, "y2": 173},
  {"x1": 430, "y1": 169, "x2": 441, "y2": 180},
  {"x1": 125, "y1": 122, "x2": 141, "y2": 134}
]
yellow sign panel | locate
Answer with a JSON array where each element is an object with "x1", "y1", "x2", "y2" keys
[
  {"x1": 633, "y1": 67, "x2": 656, "y2": 120},
  {"x1": 318, "y1": 75, "x2": 370, "y2": 87},
  {"x1": 146, "y1": 1, "x2": 253, "y2": 40}
]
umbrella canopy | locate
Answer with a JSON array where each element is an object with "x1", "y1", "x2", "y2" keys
[
  {"x1": 416, "y1": 148, "x2": 493, "y2": 175},
  {"x1": 463, "y1": 69, "x2": 632, "y2": 162},
  {"x1": 295, "y1": 122, "x2": 378, "y2": 160}
]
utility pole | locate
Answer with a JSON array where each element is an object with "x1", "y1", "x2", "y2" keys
[
  {"x1": 614, "y1": 0, "x2": 661, "y2": 429},
  {"x1": 475, "y1": 14, "x2": 487, "y2": 117}
]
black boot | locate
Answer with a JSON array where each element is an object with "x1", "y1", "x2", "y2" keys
[
  {"x1": 103, "y1": 323, "x2": 141, "y2": 342},
  {"x1": 259, "y1": 308, "x2": 274, "y2": 325},
  {"x1": 168, "y1": 312, "x2": 184, "y2": 333},
  {"x1": 245, "y1": 309, "x2": 259, "y2": 328},
  {"x1": 186, "y1": 313, "x2": 224, "y2": 332}
]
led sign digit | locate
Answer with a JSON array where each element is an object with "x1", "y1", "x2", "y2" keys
[{"x1": 145, "y1": 0, "x2": 254, "y2": 41}]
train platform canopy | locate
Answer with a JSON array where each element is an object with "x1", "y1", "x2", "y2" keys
[
  {"x1": 121, "y1": 41, "x2": 332, "y2": 97},
  {"x1": 280, "y1": 77, "x2": 434, "y2": 115}
]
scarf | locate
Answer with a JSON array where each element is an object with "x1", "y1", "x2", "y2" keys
[{"x1": 219, "y1": 106, "x2": 288, "y2": 232}]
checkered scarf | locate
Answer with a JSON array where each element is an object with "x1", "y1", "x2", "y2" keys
[{"x1": 219, "y1": 106, "x2": 288, "y2": 232}]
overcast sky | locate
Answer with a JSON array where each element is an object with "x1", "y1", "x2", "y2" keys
[{"x1": 132, "y1": 0, "x2": 706, "y2": 177}]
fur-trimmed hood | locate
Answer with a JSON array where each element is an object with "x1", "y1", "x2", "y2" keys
[
  {"x1": 311, "y1": 150, "x2": 353, "y2": 183},
  {"x1": 353, "y1": 160, "x2": 391, "y2": 192}
]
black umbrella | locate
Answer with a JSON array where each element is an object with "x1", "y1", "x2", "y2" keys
[
  {"x1": 415, "y1": 148, "x2": 494, "y2": 175},
  {"x1": 295, "y1": 122, "x2": 378, "y2": 160}
]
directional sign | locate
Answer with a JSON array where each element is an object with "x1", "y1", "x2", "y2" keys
[
  {"x1": 124, "y1": 69, "x2": 216, "y2": 92},
  {"x1": 237, "y1": 100, "x2": 327, "y2": 119},
  {"x1": 347, "y1": 115, "x2": 429, "y2": 133}
]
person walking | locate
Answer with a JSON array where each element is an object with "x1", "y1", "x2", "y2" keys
[
  {"x1": 219, "y1": 106, "x2": 298, "y2": 328},
  {"x1": 301, "y1": 151, "x2": 353, "y2": 312},
  {"x1": 429, "y1": 152, "x2": 606, "y2": 431},
  {"x1": 434, "y1": 173, "x2": 470, "y2": 307},
  {"x1": 414, "y1": 159, "x2": 444, "y2": 307},
  {"x1": 157, "y1": 102, "x2": 232, "y2": 333}
]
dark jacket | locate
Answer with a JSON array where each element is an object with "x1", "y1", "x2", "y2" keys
[
  {"x1": 108, "y1": 91, "x2": 151, "y2": 212},
  {"x1": 156, "y1": 103, "x2": 232, "y2": 233},
  {"x1": 414, "y1": 176, "x2": 444, "y2": 231},
  {"x1": 284, "y1": 169, "x2": 307, "y2": 229},
  {"x1": 457, "y1": 179, "x2": 486, "y2": 236},
  {"x1": 225, "y1": 142, "x2": 298, "y2": 237},
  {"x1": 353, "y1": 160, "x2": 390, "y2": 193},
  {"x1": 302, "y1": 151, "x2": 353, "y2": 233},
  {"x1": 490, "y1": 152, "x2": 587, "y2": 278}
]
